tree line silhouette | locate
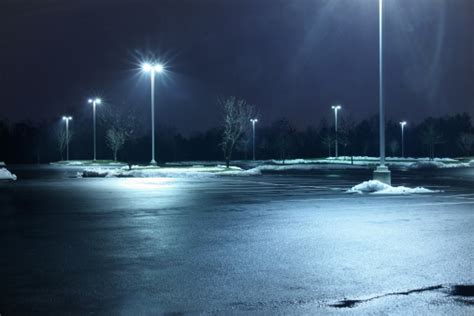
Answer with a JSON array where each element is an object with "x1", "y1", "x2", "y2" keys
[{"x1": 0, "y1": 111, "x2": 472, "y2": 164}]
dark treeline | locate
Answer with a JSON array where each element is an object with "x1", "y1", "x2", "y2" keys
[{"x1": 0, "y1": 113, "x2": 473, "y2": 164}]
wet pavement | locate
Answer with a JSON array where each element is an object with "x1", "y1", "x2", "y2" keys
[{"x1": 1, "y1": 165, "x2": 473, "y2": 314}]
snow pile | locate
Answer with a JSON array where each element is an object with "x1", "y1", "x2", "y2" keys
[
  {"x1": 348, "y1": 180, "x2": 438, "y2": 195},
  {"x1": 259, "y1": 164, "x2": 363, "y2": 173},
  {"x1": 408, "y1": 161, "x2": 470, "y2": 170},
  {"x1": 222, "y1": 167, "x2": 263, "y2": 176},
  {"x1": 469, "y1": 160, "x2": 474, "y2": 167},
  {"x1": 79, "y1": 168, "x2": 122, "y2": 178},
  {"x1": 269, "y1": 157, "x2": 466, "y2": 168},
  {"x1": 80, "y1": 165, "x2": 249, "y2": 178},
  {"x1": 67, "y1": 161, "x2": 85, "y2": 165},
  {"x1": 53, "y1": 160, "x2": 126, "y2": 167},
  {"x1": 0, "y1": 167, "x2": 17, "y2": 181},
  {"x1": 127, "y1": 166, "x2": 233, "y2": 178},
  {"x1": 270, "y1": 159, "x2": 320, "y2": 165}
]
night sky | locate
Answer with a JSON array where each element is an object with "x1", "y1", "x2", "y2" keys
[{"x1": 1, "y1": 0, "x2": 473, "y2": 134}]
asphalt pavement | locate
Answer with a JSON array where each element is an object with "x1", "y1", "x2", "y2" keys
[{"x1": 1, "y1": 165, "x2": 473, "y2": 314}]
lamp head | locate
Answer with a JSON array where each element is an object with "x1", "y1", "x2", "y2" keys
[
  {"x1": 400, "y1": 121, "x2": 407, "y2": 126},
  {"x1": 142, "y1": 63, "x2": 152, "y2": 72},
  {"x1": 154, "y1": 64, "x2": 164, "y2": 73},
  {"x1": 89, "y1": 98, "x2": 101, "y2": 104},
  {"x1": 143, "y1": 62, "x2": 164, "y2": 73}
]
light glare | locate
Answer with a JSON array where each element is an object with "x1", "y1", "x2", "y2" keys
[
  {"x1": 142, "y1": 63, "x2": 152, "y2": 72},
  {"x1": 154, "y1": 64, "x2": 164, "y2": 73}
]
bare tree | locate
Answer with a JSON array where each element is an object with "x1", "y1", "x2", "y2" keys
[
  {"x1": 101, "y1": 104, "x2": 139, "y2": 162},
  {"x1": 457, "y1": 133, "x2": 474, "y2": 156},
  {"x1": 236, "y1": 125, "x2": 252, "y2": 160},
  {"x1": 220, "y1": 96, "x2": 255, "y2": 168},
  {"x1": 420, "y1": 123, "x2": 444, "y2": 159},
  {"x1": 106, "y1": 128, "x2": 126, "y2": 161}
]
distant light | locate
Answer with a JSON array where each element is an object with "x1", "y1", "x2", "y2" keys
[
  {"x1": 332, "y1": 105, "x2": 342, "y2": 110},
  {"x1": 400, "y1": 121, "x2": 407, "y2": 126},
  {"x1": 154, "y1": 64, "x2": 164, "y2": 73},
  {"x1": 250, "y1": 119, "x2": 258, "y2": 123},
  {"x1": 62, "y1": 116, "x2": 66, "y2": 120},
  {"x1": 88, "y1": 98, "x2": 101, "y2": 104},
  {"x1": 142, "y1": 63, "x2": 152, "y2": 72},
  {"x1": 142, "y1": 62, "x2": 164, "y2": 73}
]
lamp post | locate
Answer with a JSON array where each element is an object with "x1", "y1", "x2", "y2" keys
[
  {"x1": 250, "y1": 119, "x2": 258, "y2": 160},
  {"x1": 373, "y1": 0, "x2": 391, "y2": 185},
  {"x1": 88, "y1": 98, "x2": 101, "y2": 161},
  {"x1": 62, "y1": 116, "x2": 72, "y2": 161},
  {"x1": 142, "y1": 62, "x2": 164, "y2": 165},
  {"x1": 331, "y1": 105, "x2": 342, "y2": 158},
  {"x1": 400, "y1": 121, "x2": 407, "y2": 158}
]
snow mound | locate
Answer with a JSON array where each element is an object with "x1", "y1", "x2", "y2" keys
[
  {"x1": 79, "y1": 168, "x2": 122, "y2": 178},
  {"x1": 256, "y1": 164, "x2": 363, "y2": 173},
  {"x1": 469, "y1": 160, "x2": 474, "y2": 166},
  {"x1": 221, "y1": 167, "x2": 263, "y2": 176},
  {"x1": 0, "y1": 167, "x2": 17, "y2": 181},
  {"x1": 80, "y1": 165, "x2": 252, "y2": 178},
  {"x1": 348, "y1": 180, "x2": 438, "y2": 195},
  {"x1": 408, "y1": 161, "x2": 470, "y2": 170}
]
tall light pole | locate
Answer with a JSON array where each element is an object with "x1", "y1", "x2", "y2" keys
[
  {"x1": 250, "y1": 119, "x2": 258, "y2": 160},
  {"x1": 331, "y1": 105, "x2": 342, "y2": 158},
  {"x1": 373, "y1": 0, "x2": 391, "y2": 185},
  {"x1": 88, "y1": 98, "x2": 101, "y2": 161},
  {"x1": 62, "y1": 116, "x2": 72, "y2": 161},
  {"x1": 400, "y1": 121, "x2": 407, "y2": 158},
  {"x1": 142, "y1": 62, "x2": 164, "y2": 165}
]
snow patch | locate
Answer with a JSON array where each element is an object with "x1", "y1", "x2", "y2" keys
[
  {"x1": 408, "y1": 161, "x2": 470, "y2": 170},
  {"x1": 80, "y1": 165, "x2": 249, "y2": 178},
  {"x1": 0, "y1": 167, "x2": 17, "y2": 181},
  {"x1": 348, "y1": 180, "x2": 439, "y2": 195},
  {"x1": 52, "y1": 160, "x2": 126, "y2": 167},
  {"x1": 78, "y1": 168, "x2": 122, "y2": 178},
  {"x1": 271, "y1": 157, "x2": 465, "y2": 168},
  {"x1": 256, "y1": 164, "x2": 364, "y2": 173}
]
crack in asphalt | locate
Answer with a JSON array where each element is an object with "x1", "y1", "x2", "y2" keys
[
  {"x1": 330, "y1": 285, "x2": 445, "y2": 308},
  {"x1": 331, "y1": 284, "x2": 474, "y2": 308}
]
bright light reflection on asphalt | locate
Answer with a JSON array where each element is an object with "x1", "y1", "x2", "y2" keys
[{"x1": 119, "y1": 178, "x2": 176, "y2": 190}]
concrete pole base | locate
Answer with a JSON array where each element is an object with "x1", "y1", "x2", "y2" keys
[
  {"x1": 373, "y1": 165, "x2": 391, "y2": 185},
  {"x1": 150, "y1": 160, "x2": 158, "y2": 166}
]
